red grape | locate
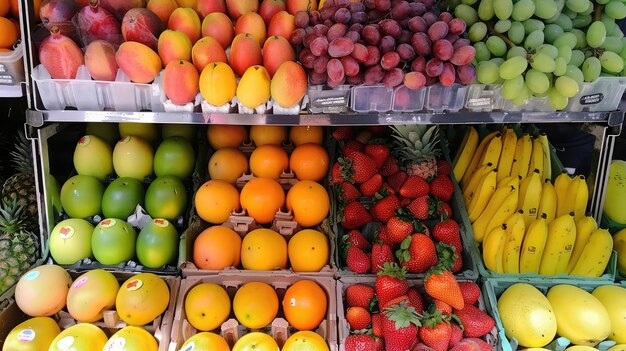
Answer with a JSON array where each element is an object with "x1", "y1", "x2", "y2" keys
[
  {"x1": 327, "y1": 76, "x2": 346, "y2": 88},
  {"x1": 433, "y1": 40, "x2": 454, "y2": 61},
  {"x1": 309, "y1": 10, "x2": 321, "y2": 25},
  {"x1": 419, "y1": 0, "x2": 435, "y2": 9},
  {"x1": 425, "y1": 74, "x2": 438, "y2": 86},
  {"x1": 375, "y1": 0, "x2": 391, "y2": 11},
  {"x1": 320, "y1": 6, "x2": 337, "y2": 21},
  {"x1": 444, "y1": 34, "x2": 459, "y2": 43},
  {"x1": 438, "y1": 12, "x2": 453, "y2": 23},
  {"x1": 309, "y1": 70, "x2": 327, "y2": 85},
  {"x1": 391, "y1": 1, "x2": 411, "y2": 19},
  {"x1": 324, "y1": 19, "x2": 334, "y2": 27},
  {"x1": 345, "y1": 31, "x2": 361, "y2": 43},
  {"x1": 327, "y1": 23, "x2": 348, "y2": 41},
  {"x1": 334, "y1": 7, "x2": 351, "y2": 23},
  {"x1": 368, "y1": 9, "x2": 386, "y2": 21},
  {"x1": 314, "y1": 24, "x2": 329, "y2": 36},
  {"x1": 295, "y1": 11, "x2": 310, "y2": 28},
  {"x1": 380, "y1": 19, "x2": 402, "y2": 37},
  {"x1": 426, "y1": 58, "x2": 444, "y2": 77},
  {"x1": 428, "y1": 21, "x2": 449, "y2": 41},
  {"x1": 364, "y1": 45, "x2": 381, "y2": 66},
  {"x1": 329, "y1": 37, "x2": 355, "y2": 57},
  {"x1": 310, "y1": 36, "x2": 329, "y2": 56},
  {"x1": 327, "y1": 58, "x2": 345, "y2": 81},
  {"x1": 379, "y1": 36, "x2": 396, "y2": 54},
  {"x1": 347, "y1": 72, "x2": 364, "y2": 85},
  {"x1": 299, "y1": 48, "x2": 316, "y2": 69},
  {"x1": 304, "y1": 33, "x2": 318, "y2": 48},
  {"x1": 326, "y1": 0, "x2": 350, "y2": 6},
  {"x1": 411, "y1": 32, "x2": 431, "y2": 56},
  {"x1": 364, "y1": 65, "x2": 385, "y2": 84},
  {"x1": 411, "y1": 56, "x2": 426, "y2": 72},
  {"x1": 449, "y1": 18, "x2": 466, "y2": 35},
  {"x1": 456, "y1": 64, "x2": 476, "y2": 85},
  {"x1": 397, "y1": 43, "x2": 416, "y2": 61},
  {"x1": 305, "y1": 26, "x2": 315, "y2": 35},
  {"x1": 404, "y1": 71, "x2": 427, "y2": 89},
  {"x1": 351, "y1": 11, "x2": 368, "y2": 23},
  {"x1": 450, "y1": 45, "x2": 476, "y2": 66},
  {"x1": 364, "y1": 0, "x2": 376, "y2": 9},
  {"x1": 453, "y1": 38, "x2": 471, "y2": 50},
  {"x1": 439, "y1": 62, "x2": 455, "y2": 86},
  {"x1": 290, "y1": 28, "x2": 306, "y2": 46},
  {"x1": 408, "y1": 16, "x2": 427, "y2": 33},
  {"x1": 352, "y1": 43, "x2": 370, "y2": 62},
  {"x1": 399, "y1": 30, "x2": 412, "y2": 44},
  {"x1": 383, "y1": 67, "x2": 404, "y2": 87},
  {"x1": 349, "y1": 2, "x2": 366, "y2": 12},
  {"x1": 409, "y1": 2, "x2": 426, "y2": 16},
  {"x1": 341, "y1": 56, "x2": 360, "y2": 76},
  {"x1": 314, "y1": 54, "x2": 330, "y2": 73},
  {"x1": 423, "y1": 12, "x2": 437, "y2": 27},
  {"x1": 363, "y1": 24, "x2": 382, "y2": 45},
  {"x1": 349, "y1": 23, "x2": 364, "y2": 32},
  {"x1": 381, "y1": 51, "x2": 401, "y2": 70}
]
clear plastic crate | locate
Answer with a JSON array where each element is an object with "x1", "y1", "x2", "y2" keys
[
  {"x1": 350, "y1": 84, "x2": 394, "y2": 112},
  {"x1": 308, "y1": 84, "x2": 351, "y2": 113},
  {"x1": 465, "y1": 84, "x2": 505, "y2": 112},
  {"x1": 425, "y1": 83, "x2": 468, "y2": 112},
  {"x1": 566, "y1": 76, "x2": 626, "y2": 112},
  {"x1": 0, "y1": 41, "x2": 25, "y2": 97},
  {"x1": 392, "y1": 84, "x2": 426, "y2": 112}
]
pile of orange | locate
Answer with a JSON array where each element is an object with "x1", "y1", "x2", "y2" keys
[{"x1": 0, "y1": 0, "x2": 23, "y2": 52}]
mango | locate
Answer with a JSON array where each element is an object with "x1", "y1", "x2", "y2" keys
[
  {"x1": 101, "y1": 0, "x2": 146, "y2": 20},
  {"x1": 267, "y1": 10, "x2": 295, "y2": 40},
  {"x1": 226, "y1": 0, "x2": 258, "y2": 20},
  {"x1": 147, "y1": 0, "x2": 178, "y2": 26},
  {"x1": 235, "y1": 12, "x2": 266, "y2": 46},
  {"x1": 201, "y1": 12, "x2": 234, "y2": 49},
  {"x1": 192, "y1": 36, "x2": 227, "y2": 72},
  {"x1": 122, "y1": 8, "x2": 164, "y2": 51},
  {"x1": 158, "y1": 29, "x2": 192, "y2": 66},
  {"x1": 163, "y1": 60, "x2": 200, "y2": 104},
  {"x1": 263, "y1": 35, "x2": 296, "y2": 77},
  {"x1": 197, "y1": 0, "x2": 226, "y2": 18},
  {"x1": 66, "y1": 269, "x2": 120, "y2": 323},
  {"x1": 237, "y1": 65, "x2": 270, "y2": 109},
  {"x1": 271, "y1": 61, "x2": 307, "y2": 108},
  {"x1": 84, "y1": 40, "x2": 118, "y2": 81},
  {"x1": 286, "y1": 0, "x2": 317, "y2": 14},
  {"x1": 199, "y1": 62, "x2": 237, "y2": 106},
  {"x1": 176, "y1": 0, "x2": 197, "y2": 8},
  {"x1": 116, "y1": 41, "x2": 163, "y2": 84},
  {"x1": 229, "y1": 33, "x2": 262, "y2": 77},
  {"x1": 168, "y1": 7, "x2": 201, "y2": 44},
  {"x1": 259, "y1": 0, "x2": 286, "y2": 26}
]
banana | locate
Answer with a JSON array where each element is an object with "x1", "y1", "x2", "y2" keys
[
  {"x1": 467, "y1": 169, "x2": 497, "y2": 222},
  {"x1": 538, "y1": 132, "x2": 552, "y2": 181},
  {"x1": 510, "y1": 133, "x2": 533, "y2": 179},
  {"x1": 502, "y1": 210, "x2": 526, "y2": 274},
  {"x1": 518, "y1": 169, "x2": 542, "y2": 227},
  {"x1": 560, "y1": 175, "x2": 588, "y2": 219},
  {"x1": 569, "y1": 228, "x2": 613, "y2": 277},
  {"x1": 453, "y1": 126, "x2": 480, "y2": 181},
  {"x1": 538, "y1": 179, "x2": 557, "y2": 224},
  {"x1": 497, "y1": 175, "x2": 520, "y2": 189},
  {"x1": 483, "y1": 224, "x2": 507, "y2": 273},
  {"x1": 497, "y1": 128, "x2": 517, "y2": 181},
  {"x1": 539, "y1": 212, "x2": 576, "y2": 276},
  {"x1": 463, "y1": 162, "x2": 495, "y2": 205},
  {"x1": 479, "y1": 132, "x2": 503, "y2": 167},
  {"x1": 472, "y1": 185, "x2": 516, "y2": 242},
  {"x1": 461, "y1": 131, "x2": 499, "y2": 189},
  {"x1": 554, "y1": 172, "x2": 572, "y2": 216},
  {"x1": 519, "y1": 213, "x2": 549, "y2": 274},
  {"x1": 485, "y1": 187, "x2": 519, "y2": 238},
  {"x1": 527, "y1": 137, "x2": 545, "y2": 180},
  {"x1": 566, "y1": 215, "x2": 598, "y2": 273}
]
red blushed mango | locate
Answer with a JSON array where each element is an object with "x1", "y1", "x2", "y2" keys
[
  {"x1": 192, "y1": 36, "x2": 227, "y2": 72},
  {"x1": 259, "y1": 0, "x2": 286, "y2": 26},
  {"x1": 101, "y1": 0, "x2": 146, "y2": 20},
  {"x1": 121, "y1": 8, "x2": 165, "y2": 51},
  {"x1": 201, "y1": 12, "x2": 234, "y2": 49},
  {"x1": 116, "y1": 41, "x2": 163, "y2": 83},
  {"x1": 271, "y1": 61, "x2": 307, "y2": 108},
  {"x1": 163, "y1": 60, "x2": 200, "y2": 104},
  {"x1": 168, "y1": 7, "x2": 202, "y2": 43},
  {"x1": 225, "y1": 0, "x2": 257, "y2": 20},
  {"x1": 147, "y1": 0, "x2": 178, "y2": 25},
  {"x1": 197, "y1": 0, "x2": 226, "y2": 18},
  {"x1": 234, "y1": 12, "x2": 266, "y2": 46},
  {"x1": 267, "y1": 10, "x2": 295, "y2": 40},
  {"x1": 263, "y1": 36, "x2": 295, "y2": 77},
  {"x1": 286, "y1": 0, "x2": 317, "y2": 14},
  {"x1": 158, "y1": 30, "x2": 193, "y2": 66},
  {"x1": 175, "y1": 0, "x2": 197, "y2": 8},
  {"x1": 84, "y1": 40, "x2": 118, "y2": 81},
  {"x1": 229, "y1": 33, "x2": 262, "y2": 77}
]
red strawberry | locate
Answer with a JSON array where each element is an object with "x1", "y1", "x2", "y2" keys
[
  {"x1": 368, "y1": 125, "x2": 391, "y2": 136},
  {"x1": 396, "y1": 234, "x2": 438, "y2": 273},
  {"x1": 332, "y1": 163, "x2": 343, "y2": 184},
  {"x1": 364, "y1": 143, "x2": 390, "y2": 169},
  {"x1": 424, "y1": 265, "x2": 464, "y2": 310},
  {"x1": 342, "y1": 140, "x2": 365, "y2": 154},
  {"x1": 371, "y1": 193, "x2": 401, "y2": 223},
  {"x1": 382, "y1": 301, "x2": 421, "y2": 351},
  {"x1": 377, "y1": 224, "x2": 393, "y2": 245},
  {"x1": 407, "y1": 288, "x2": 425, "y2": 313},
  {"x1": 407, "y1": 195, "x2": 438, "y2": 220},
  {"x1": 340, "y1": 182, "x2": 361, "y2": 203},
  {"x1": 429, "y1": 174, "x2": 454, "y2": 202},
  {"x1": 382, "y1": 182, "x2": 395, "y2": 195},
  {"x1": 449, "y1": 339, "x2": 483, "y2": 351},
  {"x1": 344, "y1": 230, "x2": 370, "y2": 251},
  {"x1": 419, "y1": 310, "x2": 452, "y2": 351},
  {"x1": 412, "y1": 343, "x2": 436, "y2": 351},
  {"x1": 346, "y1": 284, "x2": 376, "y2": 309},
  {"x1": 347, "y1": 306, "x2": 372, "y2": 330},
  {"x1": 375, "y1": 262, "x2": 409, "y2": 308},
  {"x1": 450, "y1": 323, "x2": 464, "y2": 347},
  {"x1": 380, "y1": 294, "x2": 410, "y2": 310},
  {"x1": 436, "y1": 159, "x2": 452, "y2": 176},
  {"x1": 437, "y1": 241, "x2": 463, "y2": 273},
  {"x1": 433, "y1": 299, "x2": 453, "y2": 315},
  {"x1": 371, "y1": 243, "x2": 395, "y2": 274},
  {"x1": 340, "y1": 151, "x2": 377, "y2": 184},
  {"x1": 371, "y1": 313, "x2": 384, "y2": 337},
  {"x1": 374, "y1": 337, "x2": 385, "y2": 351},
  {"x1": 345, "y1": 334, "x2": 376, "y2": 351},
  {"x1": 433, "y1": 219, "x2": 462, "y2": 249},
  {"x1": 346, "y1": 246, "x2": 371, "y2": 274},
  {"x1": 399, "y1": 175, "x2": 431, "y2": 199},
  {"x1": 360, "y1": 174, "x2": 383, "y2": 197},
  {"x1": 356, "y1": 130, "x2": 374, "y2": 144},
  {"x1": 380, "y1": 156, "x2": 400, "y2": 176},
  {"x1": 387, "y1": 171, "x2": 408, "y2": 193},
  {"x1": 438, "y1": 202, "x2": 452, "y2": 218},
  {"x1": 341, "y1": 201, "x2": 372, "y2": 229},
  {"x1": 386, "y1": 215, "x2": 415, "y2": 246},
  {"x1": 458, "y1": 282, "x2": 481, "y2": 306},
  {"x1": 400, "y1": 196, "x2": 412, "y2": 206},
  {"x1": 333, "y1": 127, "x2": 353, "y2": 141},
  {"x1": 453, "y1": 305, "x2": 495, "y2": 338},
  {"x1": 465, "y1": 338, "x2": 494, "y2": 351}
]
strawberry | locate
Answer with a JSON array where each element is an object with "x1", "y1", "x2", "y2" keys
[
  {"x1": 371, "y1": 243, "x2": 395, "y2": 274},
  {"x1": 419, "y1": 309, "x2": 452, "y2": 351},
  {"x1": 332, "y1": 163, "x2": 343, "y2": 184},
  {"x1": 437, "y1": 241, "x2": 463, "y2": 273},
  {"x1": 449, "y1": 339, "x2": 483, "y2": 351},
  {"x1": 382, "y1": 301, "x2": 421, "y2": 351},
  {"x1": 347, "y1": 306, "x2": 372, "y2": 331},
  {"x1": 344, "y1": 229, "x2": 370, "y2": 251},
  {"x1": 453, "y1": 305, "x2": 495, "y2": 338},
  {"x1": 433, "y1": 299, "x2": 453, "y2": 315},
  {"x1": 424, "y1": 265, "x2": 464, "y2": 310},
  {"x1": 377, "y1": 224, "x2": 392, "y2": 245},
  {"x1": 396, "y1": 234, "x2": 438, "y2": 273},
  {"x1": 379, "y1": 156, "x2": 400, "y2": 176},
  {"x1": 364, "y1": 143, "x2": 390, "y2": 169},
  {"x1": 407, "y1": 195, "x2": 439, "y2": 220},
  {"x1": 342, "y1": 140, "x2": 365, "y2": 154},
  {"x1": 407, "y1": 288, "x2": 425, "y2": 313},
  {"x1": 400, "y1": 196, "x2": 412, "y2": 207},
  {"x1": 380, "y1": 294, "x2": 410, "y2": 310},
  {"x1": 371, "y1": 313, "x2": 384, "y2": 337},
  {"x1": 386, "y1": 215, "x2": 415, "y2": 246},
  {"x1": 360, "y1": 174, "x2": 383, "y2": 197},
  {"x1": 346, "y1": 246, "x2": 371, "y2": 274},
  {"x1": 458, "y1": 282, "x2": 481, "y2": 306},
  {"x1": 371, "y1": 192, "x2": 401, "y2": 223},
  {"x1": 399, "y1": 175, "x2": 431, "y2": 199},
  {"x1": 381, "y1": 182, "x2": 395, "y2": 195},
  {"x1": 340, "y1": 151, "x2": 377, "y2": 184},
  {"x1": 344, "y1": 334, "x2": 375, "y2": 351},
  {"x1": 340, "y1": 182, "x2": 361, "y2": 203},
  {"x1": 433, "y1": 219, "x2": 462, "y2": 249},
  {"x1": 368, "y1": 125, "x2": 391, "y2": 136},
  {"x1": 356, "y1": 130, "x2": 374, "y2": 144},
  {"x1": 450, "y1": 323, "x2": 464, "y2": 347},
  {"x1": 412, "y1": 343, "x2": 436, "y2": 351},
  {"x1": 375, "y1": 262, "x2": 409, "y2": 308},
  {"x1": 429, "y1": 174, "x2": 454, "y2": 202},
  {"x1": 438, "y1": 202, "x2": 452, "y2": 218},
  {"x1": 387, "y1": 171, "x2": 408, "y2": 193},
  {"x1": 341, "y1": 201, "x2": 372, "y2": 229},
  {"x1": 346, "y1": 284, "x2": 376, "y2": 309},
  {"x1": 436, "y1": 159, "x2": 452, "y2": 176},
  {"x1": 332, "y1": 127, "x2": 353, "y2": 141},
  {"x1": 374, "y1": 337, "x2": 385, "y2": 351},
  {"x1": 465, "y1": 338, "x2": 494, "y2": 351}
]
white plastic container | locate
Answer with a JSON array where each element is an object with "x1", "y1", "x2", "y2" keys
[
  {"x1": 392, "y1": 84, "x2": 427, "y2": 112},
  {"x1": 566, "y1": 76, "x2": 626, "y2": 112},
  {"x1": 308, "y1": 84, "x2": 351, "y2": 113},
  {"x1": 0, "y1": 42, "x2": 25, "y2": 97},
  {"x1": 350, "y1": 84, "x2": 394, "y2": 112},
  {"x1": 425, "y1": 83, "x2": 468, "y2": 112}
]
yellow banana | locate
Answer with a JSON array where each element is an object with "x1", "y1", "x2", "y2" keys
[
  {"x1": 518, "y1": 169, "x2": 542, "y2": 227},
  {"x1": 569, "y1": 228, "x2": 613, "y2": 277},
  {"x1": 497, "y1": 175, "x2": 520, "y2": 189},
  {"x1": 497, "y1": 128, "x2": 518, "y2": 181},
  {"x1": 519, "y1": 213, "x2": 549, "y2": 274},
  {"x1": 554, "y1": 172, "x2": 572, "y2": 216},
  {"x1": 485, "y1": 187, "x2": 519, "y2": 237},
  {"x1": 537, "y1": 179, "x2": 558, "y2": 224},
  {"x1": 527, "y1": 137, "x2": 544, "y2": 180},
  {"x1": 510, "y1": 133, "x2": 533, "y2": 179},
  {"x1": 566, "y1": 215, "x2": 598, "y2": 274},
  {"x1": 539, "y1": 212, "x2": 576, "y2": 276},
  {"x1": 453, "y1": 126, "x2": 480, "y2": 181},
  {"x1": 538, "y1": 132, "x2": 552, "y2": 181},
  {"x1": 560, "y1": 175, "x2": 588, "y2": 219},
  {"x1": 467, "y1": 169, "x2": 497, "y2": 222},
  {"x1": 463, "y1": 162, "x2": 495, "y2": 205},
  {"x1": 480, "y1": 132, "x2": 503, "y2": 167},
  {"x1": 483, "y1": 224, "x2": 507, "y2": 273},
  {"x1": 461, "y1": 131, "x2": 498, "y2": 189},
  {"x1": 472, "y1": 185, "x2": 516, "y2": 242},
  {"x1": 502, "y1": 210, "x2": 526, "y2": 274}
]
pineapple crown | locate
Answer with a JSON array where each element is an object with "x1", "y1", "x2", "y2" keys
[
  {"x1": 10, "y1": 132, "x2": 33, "y2": 175},
  {"x1": 0, "y1": 198, "x2": 28, "y2": 234},
  {"x1": 383, "y1": 300, "x2": 422, "y2": 329},
  {"x1": 391, "y1": 125, "x2": 441, "y2": 163}
]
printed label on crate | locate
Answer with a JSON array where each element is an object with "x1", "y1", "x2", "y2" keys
[
  {"x1": 104, "y1": 336, "x2": 126, "y2": 351},
  {"x1": 99, "y1": 219, "x2": 116, "y2": 228},
  {"x1": 126, "y1": 279, "x2": 143, "y2": 291},
  {"x1": 73, "y1": 276, "x2": 88, "y2": 289},
  {"x1": 467, "y1": 97, "x2": 494, "y2": 107},
  {"x1": 0, "y1": 74, "x2": 14, "y2": 85},
  {"x1": 153, "y1": 218, "x2": 169, "y2": 227},
  {"x1": 17, "y1": 328, "x2": 35, "y2": 342},
  {"x1": 312, "y1": 96, "x2": 347, "y2": 107},
  {"x1": 580, "y1": 93, "x2": 604, "y2": 105},
  {"x1": 56, "y1": 336, "x2": 75, "y2": 350},
  {"x1": 59, "y1": 226, "x2": 75, "y2": 239},
  {"x1": 22, "y1": 270, "x2": 39, "y2": 281},
  {"x1": 181, "y1": 341, "x2": 196, "y2": 351}
]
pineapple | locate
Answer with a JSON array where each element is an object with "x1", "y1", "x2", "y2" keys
[
  {"x1": 391, "y1": 125, "x2": 442, "y2": 180},
  {"x1": 0, "y1": 198, "x2": 39, "y2": 293},
  {"x1": 2, "y1": 132, "x2": 37, "y2": 232}
]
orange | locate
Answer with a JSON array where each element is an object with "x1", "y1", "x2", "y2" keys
[
  {"x1": 282, "y1": 280, "x2": 327, "y2": 331},
  {"x1": 208, "y1": 147, "x2": 249, "y2": 183},
  {"x1": 0, "y1": 17, "x2": 18, "y2": 49},
  {"x1": 10, "y1": 0, "x2": 40, "y2": 19},
  {"x1": 288, "y1": 229, "x2": 329, "y2": 272},
  {"x1": 232, "y1": 332, "x2": 279, "y2": 351},
  {"x1": 233, "y1": 282, "x2": 278, "y2": 328},
  {"x1": 289, "y1": 143, "x2": 330, "y2": 182},
  {"x1": 207, "y1": 125, "x2": 247, "y2": 149},
  {"x1": 195, "y1": 180, "x2": 241, "y2": 224},
  {"x1": 185, "y1": 283, "x2": 231, "y2": 331},
  {"x1": 116, "y1": 273, "x2": 170, "y2": 326},
  {"x1": 289, "y1": 126, "x2": 324, "y2": 146},
  {"x1": 286, "y1": 181, "x2": 330, "y2": 227},
  {"x1": 240, "y1": 228, "x2": 288, "y2": 270},
  {"x1": 240, "y1": 177, "x2": 285, "y2": 224},
  {"x1": 0, "y1": 48, "x2": 11, "y2": 52},
  {"x1": 249, "y1": 125, "x2": 287, "y2": 146},
  {"x1": 249, "y1": 144, "x2": 289, "y2": 179},
  {"x1": 282, "y1": 331, "x2": 330, "y2": 351},
  {"x1": 193, "y1": 226, "x2": 242, "y2": 270},
  {"x1": 0, "y1": 0, "x2": 9, "y2": 17}
]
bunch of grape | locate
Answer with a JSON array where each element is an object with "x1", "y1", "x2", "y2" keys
[
  {"x1": 447, "y1": 0, "x2": 626, "y2": 108},
  {"x1": 289, "y1": 0, "x2": 477, "y2": 90}
]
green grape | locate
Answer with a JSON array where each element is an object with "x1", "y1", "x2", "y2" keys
[
  {"x1": 601, "y1": 15, "x2": 617, "y2": 35},
  {"x1": 508, "y1": 22, "x2": 526, "y2": 44},
  {"x1": 495, "y1": 20, "x2": 512, "y2": 33},
  {"x1": 570, "y1": 29, "x2": 587, "y2": 49},
  {"x1": 554, "y1": 57, "x2": 568, "y2": 75},
  {"x1": 610, "y1": 25, "x2": 624, "y2": 39},
  {"x1": 553, "y1": 14, "x2": 573, "y2": 31},
  {"x1": 587, "y1": 21, "x2": 607, "y2": 48},
  {"x1": 537, "y1": 44, "x2": 559, "y2": 59},
  {"x1": 486, "y1": 36, "x2": 508, "y2": 57},
  {"x1": 494, "y1": 0, "x2": 513, "y2": 19},
  {"x1": 523, "y1": 19, "x2": 545, "y2": 34},
  {"x1": 524, "y1": 30, "x2": 545, "y2": 51},
  {"x1": 469, "y1": 22, "x2": 488, "y2": 42},
  {"x1": 476, "y1": 61, "x2": 501, "y2": 84},
  {"x1": 525, "y1": 69, "x2": 551, "y2": 94},
  {"x1": 512, "y1": 0, "x2": 536, "y2": 21},
  {"x1": 549, "y1": 88, "x2": 569, "y2": 110},
  {"x1": 572, "y1": 14, "x2": 592, "y2": 28},
  {"x1": 600, "y1": 50, "x2": 625, "y2": 73},
  {"x1": 455, "y1": 4, "x2": 479, "y2": 26},
  {"x1": 582, "y1": 1, "x2": 594, "y2": 15},
  {"x1": 601, "y1": 37, "x2": 624, "y2": 53},
  {"x1": 499, "y1": 56, "x2": 529, "y2": 79},
  {"x1": 531, "y1": 52, "x2": 557, "y2": 72},
  {"x1": 619, "y1": 43, "x2": 626, "y2": 60},
  {"x1": 570, "y1": 50, "x2": 585, "y2": 66},
  {"x1": 534, "y1": 0, "x2": 558, "y2": 19},
  {"x1": 475, "y1": 42, "x2": 492, "y2": 61},
  {"x1": 490, "y1": 57, "x2": 506, "y2": 65},
  {"x1": 563, "y1": 7, "x2": 578, "y2": 19},
  {"x1": 555, "y1": 0, "x2": 566, "y2": 14},
  {"x1": 511, "y1": 84, "x2": 532, "y2": 106},
  {"x1": 502, "y1": 75, "x2": 525, "y2": 99},
  {"x1": 462, "y1": 0, "x2": 479, "y2": 5},
  {"x1": 553, "y1": 32, "x2": 578, "y2": 48},
  {"x1": 565, "y1": 65, "x2": 585, "y2": 84},
  {"x1": 555, "y1": 76, "x2": 580, "y2": 97},
  {"x1": 478, "y1": 0, "x2": 495, "y2": 21},
  {"x1": 507, "y1": 46, "x2": 528, "y2": 59},
  {"x1": 544, "y1": 24, "x2": 565, "y2": 44},
  {"x1": 582, "y1": 56, "x2": 601, "y2": 82},
  {"x1": 555, "y1": 47, "x2": 571, "y2": 66},
  {"x1": 564, "y1": 0, "x2": 589, "y2": 13},
  {"x1": 596, "y1": 0, "x2": 610, "y2": 4}
]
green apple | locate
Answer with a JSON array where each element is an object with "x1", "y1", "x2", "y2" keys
[
  {"x1": 73, "y1": 135, "x2": 113, "y2": 182},
  {"x1": 144, "y1": 176, "x2": 188, "y2": 221},
  {"x1": 153, "y1": 136, "x2": 196, "y2": 178},
  {"x1": 91, "y1": 218, "x2": 137, "y2": 265},
  {"x1": 136, "y1": 218, "x2": 179, "y2": 268},
  {"x1": 101, "y1": 177, "x2": 145, "y2": 220},
  {"x1": 60, "y1": 175, "x2": 104, "y2": 218},
  {"x1": 49, "y1": 218, "x2": 94, "y2": 265}
]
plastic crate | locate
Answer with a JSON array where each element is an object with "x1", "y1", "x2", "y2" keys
[
  {"x1": 308, "y1": 85, "x2": 351, "y2": 113},
  {"x1": 464, "y1": 84, "x2": 506, "y2": 112},
  {"x1": 566, "y1": 77, "x2": 626, "y2": 112},
  {"x1": 350, "y1": 85, "x2": 394, "y2": 112},
  {"x1": 392, "y1": 84, "x2": 427, "y2": 112},
  {"x1": 0, "y1": 41, "x2": 25, "y2": 97},
  {"x1": 425, "y1": 83, "x2": 468, "y2": 112},
  {"x1": 168, "y1": 274, "x2": 337, "y2": 351}
]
